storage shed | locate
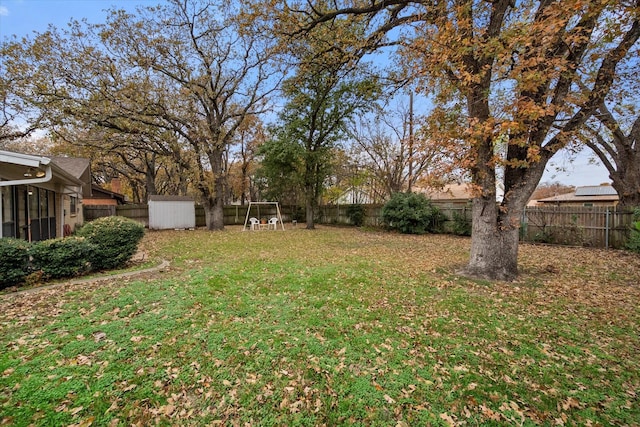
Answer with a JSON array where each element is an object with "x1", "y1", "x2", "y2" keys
[{"x1": 148, "y1": 195, "x2": 196, "y2": 230}]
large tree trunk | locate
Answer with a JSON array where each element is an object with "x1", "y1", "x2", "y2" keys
[
  {"x1": 305, "y1": 187, "x2": 315, "y2": 229},
  {"x1": 203, "y1": 200, "x2": 225, "y2": 230},
  {"x1": 610, "y1": 155, "x2": 640, "y2": 209},
  {"x1": 462, "y1": 197, "x2": 521, "y2": 281},
  {"x1": 144, "y1": 167, "x2": 157, "y2": 201},
  {"x1": 200, "y1": 148, "x2": 226, "y2": 231}
]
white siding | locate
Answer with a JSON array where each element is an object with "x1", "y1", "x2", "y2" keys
[{"x1": 148, "y1": 199, "x2": 195, "y2": 230}]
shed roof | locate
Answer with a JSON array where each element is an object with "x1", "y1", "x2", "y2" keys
[{"x1": 148, "y1": 195, "x2": 195, "y2": 202}]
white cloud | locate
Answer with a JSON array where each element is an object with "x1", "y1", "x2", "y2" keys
[{"x1": 0, "y1": 6, "x2": 9, "y2": 17}]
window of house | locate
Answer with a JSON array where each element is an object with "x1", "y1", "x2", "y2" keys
[
  {"x1": 29, "y1": 187, "x2": 39, "y2": 220},
  {"x1": 583, "y1": 203, "x2": 593, "y2": 207},
  {"x1": 70, "y1": 196, "x2": 78, "y2": 216},
  {"x1": 2, "y1": 186, "x2": 14, "y2": 223},
  {"x1": 39, "y1": 188, "x2": 48, "y2": 218},
  {"x1": 48, "y1": 190, "x2": 56, "y2": 217}
]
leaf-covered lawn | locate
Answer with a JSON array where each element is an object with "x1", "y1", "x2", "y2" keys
[{"x1": 1, "y1": 227, "x2": 639, "y2": 426}]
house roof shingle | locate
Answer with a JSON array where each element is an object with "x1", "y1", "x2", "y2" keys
[{"x1": 51, "y1": 156, "x2": 90, "y2": 180}]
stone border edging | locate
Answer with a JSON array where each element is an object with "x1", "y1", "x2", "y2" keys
[{"x1": 1, "y1": 259, "x2": 170, "y2": 297}]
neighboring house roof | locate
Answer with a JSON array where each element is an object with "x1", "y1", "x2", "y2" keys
[
  {"x1": 418, "y1": 183, "x2": 474, "y2": 201},
  {"x1": 86, "y1": 185, "x2": 127, "y2": 204},
  {"x1": 537, "y1": 185, "x2": 619, "y2": 204},
  {"x1": 575, "y1": 185, "x2": 618, "y2": 196}
]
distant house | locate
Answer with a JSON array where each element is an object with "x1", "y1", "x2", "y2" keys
[
  {"x1": 536, "y1": 185, "x2": 619, "y2": 207},
  {"x1": 417, "y1": 183, "x2": 474, "y2": 207},
  {"x1": 84, "y1": 185, "x2": 127, "y2": 206},
  {"x1": 331, "y1": 188, "x2": 376, "y2": 205},
  {"x1": 0, "y1": 150, "x2": 89, "y2": 241}
]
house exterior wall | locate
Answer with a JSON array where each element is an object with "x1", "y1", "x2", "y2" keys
[
  {"x1": 62, "y1": 193, "x2": 84, "y2": 234},
  {"x1": 537, "y1": 200, "x2": 618, "y2": 207}
]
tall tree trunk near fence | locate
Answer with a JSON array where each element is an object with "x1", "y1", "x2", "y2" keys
[
  {"x1": 461, "y1": 197, "x2": 523, "y2": 282},
  {"x1": 612, "y1": 167, "x2": 640, "y2": 209},
  {"x1": 305, "y1": 187, "x2": 315, "y2": 230},
  {"x1": 204, "y1": 199, "x2": 225, "y2": 231},
  {"x1": 198, "y1": 148, "x2": 226, "y2": 231},
  {"x1": 209, "y1": 149, "x2": 226, "y2": 231}
]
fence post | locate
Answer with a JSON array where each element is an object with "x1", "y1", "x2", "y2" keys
[
  {"x1": 520, "y1": 207, "x2": 527, "y2": 241},
  {"x1": 605, "y1": 207, "x2": 610, "y2": 249}
]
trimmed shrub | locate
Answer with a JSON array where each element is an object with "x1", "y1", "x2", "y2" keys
[
  {"x1": 451, "y1": 210, "x2": 472, "y2": 236},
  {"x1": 0, "y1": 238, "x2": 31, "y2": 288},
  {"x1": 346, "y1": 204, "x2": 366, "y2": 227},
  {"x1": 77, "y1": 216, "x2": 145, "y2": 270},
  {"x1": 382, "y1": 192, "x2": 444, "y2": 234},
  {"x1": 30, "y1": 237, "x2": 93, "y2": 279}
]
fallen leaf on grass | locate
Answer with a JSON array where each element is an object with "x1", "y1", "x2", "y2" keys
[
  {"x1": 561, "y1": 397, "x2": 581, "y2": 410},
  {"x1": 69, "y1": 416, "x2": 95, "y2": 427},
  {"x1": 439, "y1": 412, "x2": 456, "y2": 426},
  {"x1": 77, "y1": 355, "x2": 92, "y2": 366},
  {"x1": 161, "y1": 404, "x2": 175, "y2": 416},
  {"x1": 70, "y1": 406, "x2": 84, "y2": 415}
]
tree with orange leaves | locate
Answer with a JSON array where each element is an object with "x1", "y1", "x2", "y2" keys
[{"x1": 280, "y1": 0, "x2": 639, "y2": 280}]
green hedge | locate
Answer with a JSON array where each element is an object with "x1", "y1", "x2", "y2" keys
[
  {"x1": 346, "y1": 204, "x2": 366, "y2": 227},
  {"x1": 626, "y1": 208, "x2": 640, "y2": 253},
  {"x1": 1, "y1": 216, "x2": 145, "y2": 288},
  {"x1": 0, "y1": 238, "x2": 31, "y2": 288},
  {"x1": 451, "y1": 210, "x2": 472, "y2": 236},
  {"x1": 381, "y1": 192, "x2": 444, "y2": 235},
  {"x1": 30, "y1": 237, "x2": 93, "y2": 279},
  {"x1": 77, "y1": 216, "x2": 145, "y2": 270}
]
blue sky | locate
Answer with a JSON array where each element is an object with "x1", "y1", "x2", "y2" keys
[
  {"x1": 0, "y1": 0, "x2": 612, "y2": 188},
  {"x1": 0, "y1": 0, "x2": 154, "y2": 39}
]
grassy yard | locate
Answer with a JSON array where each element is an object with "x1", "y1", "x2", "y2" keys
[{"x1": 1, "y1": 226, "x2": 639, "y2": 426}]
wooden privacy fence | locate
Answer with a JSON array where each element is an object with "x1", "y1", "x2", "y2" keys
[
  {"x1": 86, "y1": 204, "x2": 300, "y2": 228},
  {"x1": 84, "y1": 202, "x2": 635, "y2": 249},
  {"x1": 520, "y1": 206, "x2": 634, "y2": 249}
]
